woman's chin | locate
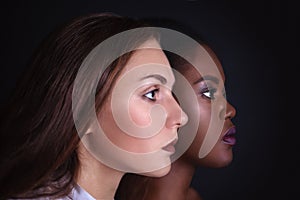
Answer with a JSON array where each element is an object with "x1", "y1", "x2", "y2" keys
[
  {"x1": 140, "y1": 164, "x2": 171, "y2": 177},
  {"x1": 197, "y1": 151, "x2": 233, "y2": 168}
]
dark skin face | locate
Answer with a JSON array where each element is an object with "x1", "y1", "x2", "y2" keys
[{"x1": 180, "y1": 45, "x2": 237, "y2": 168}]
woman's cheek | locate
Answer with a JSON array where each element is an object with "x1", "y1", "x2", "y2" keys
[{"x1": 129, "y1": 97, "x2": 152, "y2": 127}]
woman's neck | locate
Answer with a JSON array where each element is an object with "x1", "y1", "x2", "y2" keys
[
  {"x1": 145, "y1": 157, "x2": 197, "y2": 200},
  {"x1": 77, "y1": 144, "x2": 124, "y2": 199}
]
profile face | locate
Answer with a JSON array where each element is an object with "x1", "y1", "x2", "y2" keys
[
  {"x1": 181, "y1": 45, "x2": 237, "y2": 167},
  {"x1": 97, "y1": 38, "x2": 188, "y2": 176}
]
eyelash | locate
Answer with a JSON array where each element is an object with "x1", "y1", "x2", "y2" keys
[{"x1": 143, "y1": 88, "x2": 160, "y2": 102}]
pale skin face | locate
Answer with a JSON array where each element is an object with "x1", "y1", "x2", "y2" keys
[
  {"x1": 76, "y1": 39, "x2": 188, "y2": 199},
  {"x1": 181, "y1": 44, "x2": 237, "y2": 168},
  {"x1": 98, "y1": 38, "x2": 188, "y2": 176}
]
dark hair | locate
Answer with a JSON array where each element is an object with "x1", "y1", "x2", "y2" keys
[
  {"x1": 140, "y1": 17, "x2": 208, "y2": 74},
  {"x1": 0, "y1": 13, "x2": 156, "y2": 199}
]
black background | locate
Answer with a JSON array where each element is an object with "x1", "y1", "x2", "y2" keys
[{"x1": 0, "y1": 0, "x2": 289, "y2": 199}]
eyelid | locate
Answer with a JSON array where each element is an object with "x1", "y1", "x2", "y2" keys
[
  {"x1": 141, "y1": 84, "x2": 160, "y2": 94},
  {"x1": 198, "y1": 80, "x2": 219, "y2": 92}
]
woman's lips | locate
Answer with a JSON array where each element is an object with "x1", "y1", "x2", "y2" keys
[
  {"x1": 162, "y1": 138, "x2": 178, "y2": 153},
  {"x1": 222, "y1": 126, "x2": 237, "y2": 145}
]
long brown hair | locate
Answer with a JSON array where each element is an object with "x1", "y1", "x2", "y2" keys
[{"x1": 0, "y1": 13, "x2": 156, "y2": 199}]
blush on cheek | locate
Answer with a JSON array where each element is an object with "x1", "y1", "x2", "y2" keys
[{"x1": 129, "y1": 103, "x2": 152, "y2": 127}]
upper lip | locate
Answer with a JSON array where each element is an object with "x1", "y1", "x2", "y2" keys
[
  {"x1": 223, "y1": 126, "x2": 236, "y2": 137},
  {"x1": 163, "y1": 137, "x2": 178, "y2": 148}
]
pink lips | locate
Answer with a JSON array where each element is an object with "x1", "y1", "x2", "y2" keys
[
  {"x1": 162, "y1": 138, "x2": 178, "y2": 153},
  {"x1": 222, "y1": 126, "x2": 237, "y2": 145}
]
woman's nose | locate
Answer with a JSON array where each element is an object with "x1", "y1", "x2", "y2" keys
[
  {"x1": 218, "y1": 96, "x2": 236, "y2": 120},
  {"x1": 225, "y1": 101, "x2": 236, "y2": 120},
  {"x1": 165, "y1": 95, "x2": 188, "y2": 129}
]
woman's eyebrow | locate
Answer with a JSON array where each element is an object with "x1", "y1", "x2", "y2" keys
[
  {"x1": 193, "y1": 75, "x2": 219, "y2": 85},
  {"x1": 140, "y1": 74, "x2": 167, "y2": 84}
]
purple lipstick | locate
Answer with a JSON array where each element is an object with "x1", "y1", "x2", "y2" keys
[{"x1": 222, "y1": 126, "x2": 237, "y2": 145}]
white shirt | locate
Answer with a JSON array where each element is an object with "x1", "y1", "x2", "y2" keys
[{"x1": 60, "y1": 184, "x2": 96, "y2": 200}]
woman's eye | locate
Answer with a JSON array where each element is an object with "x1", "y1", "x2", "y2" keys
[
  {"x1": 201, "y1": 88, "x2": 216, "y2": 100},
  {"x1": 144, "y1": 89, "x2": 159, "y2": 101}
]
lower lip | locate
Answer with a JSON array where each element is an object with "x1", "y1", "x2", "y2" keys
[
  {"x1": 162, "y1": 145, "x2": 175, "y2": 153},
  {"x1": 222, "y1": 135, "x2": 236, "y2": 145}
]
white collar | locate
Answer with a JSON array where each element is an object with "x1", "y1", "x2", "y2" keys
[{"x1": 67, "y1": 184, "x2": 96, "y2": 200}]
